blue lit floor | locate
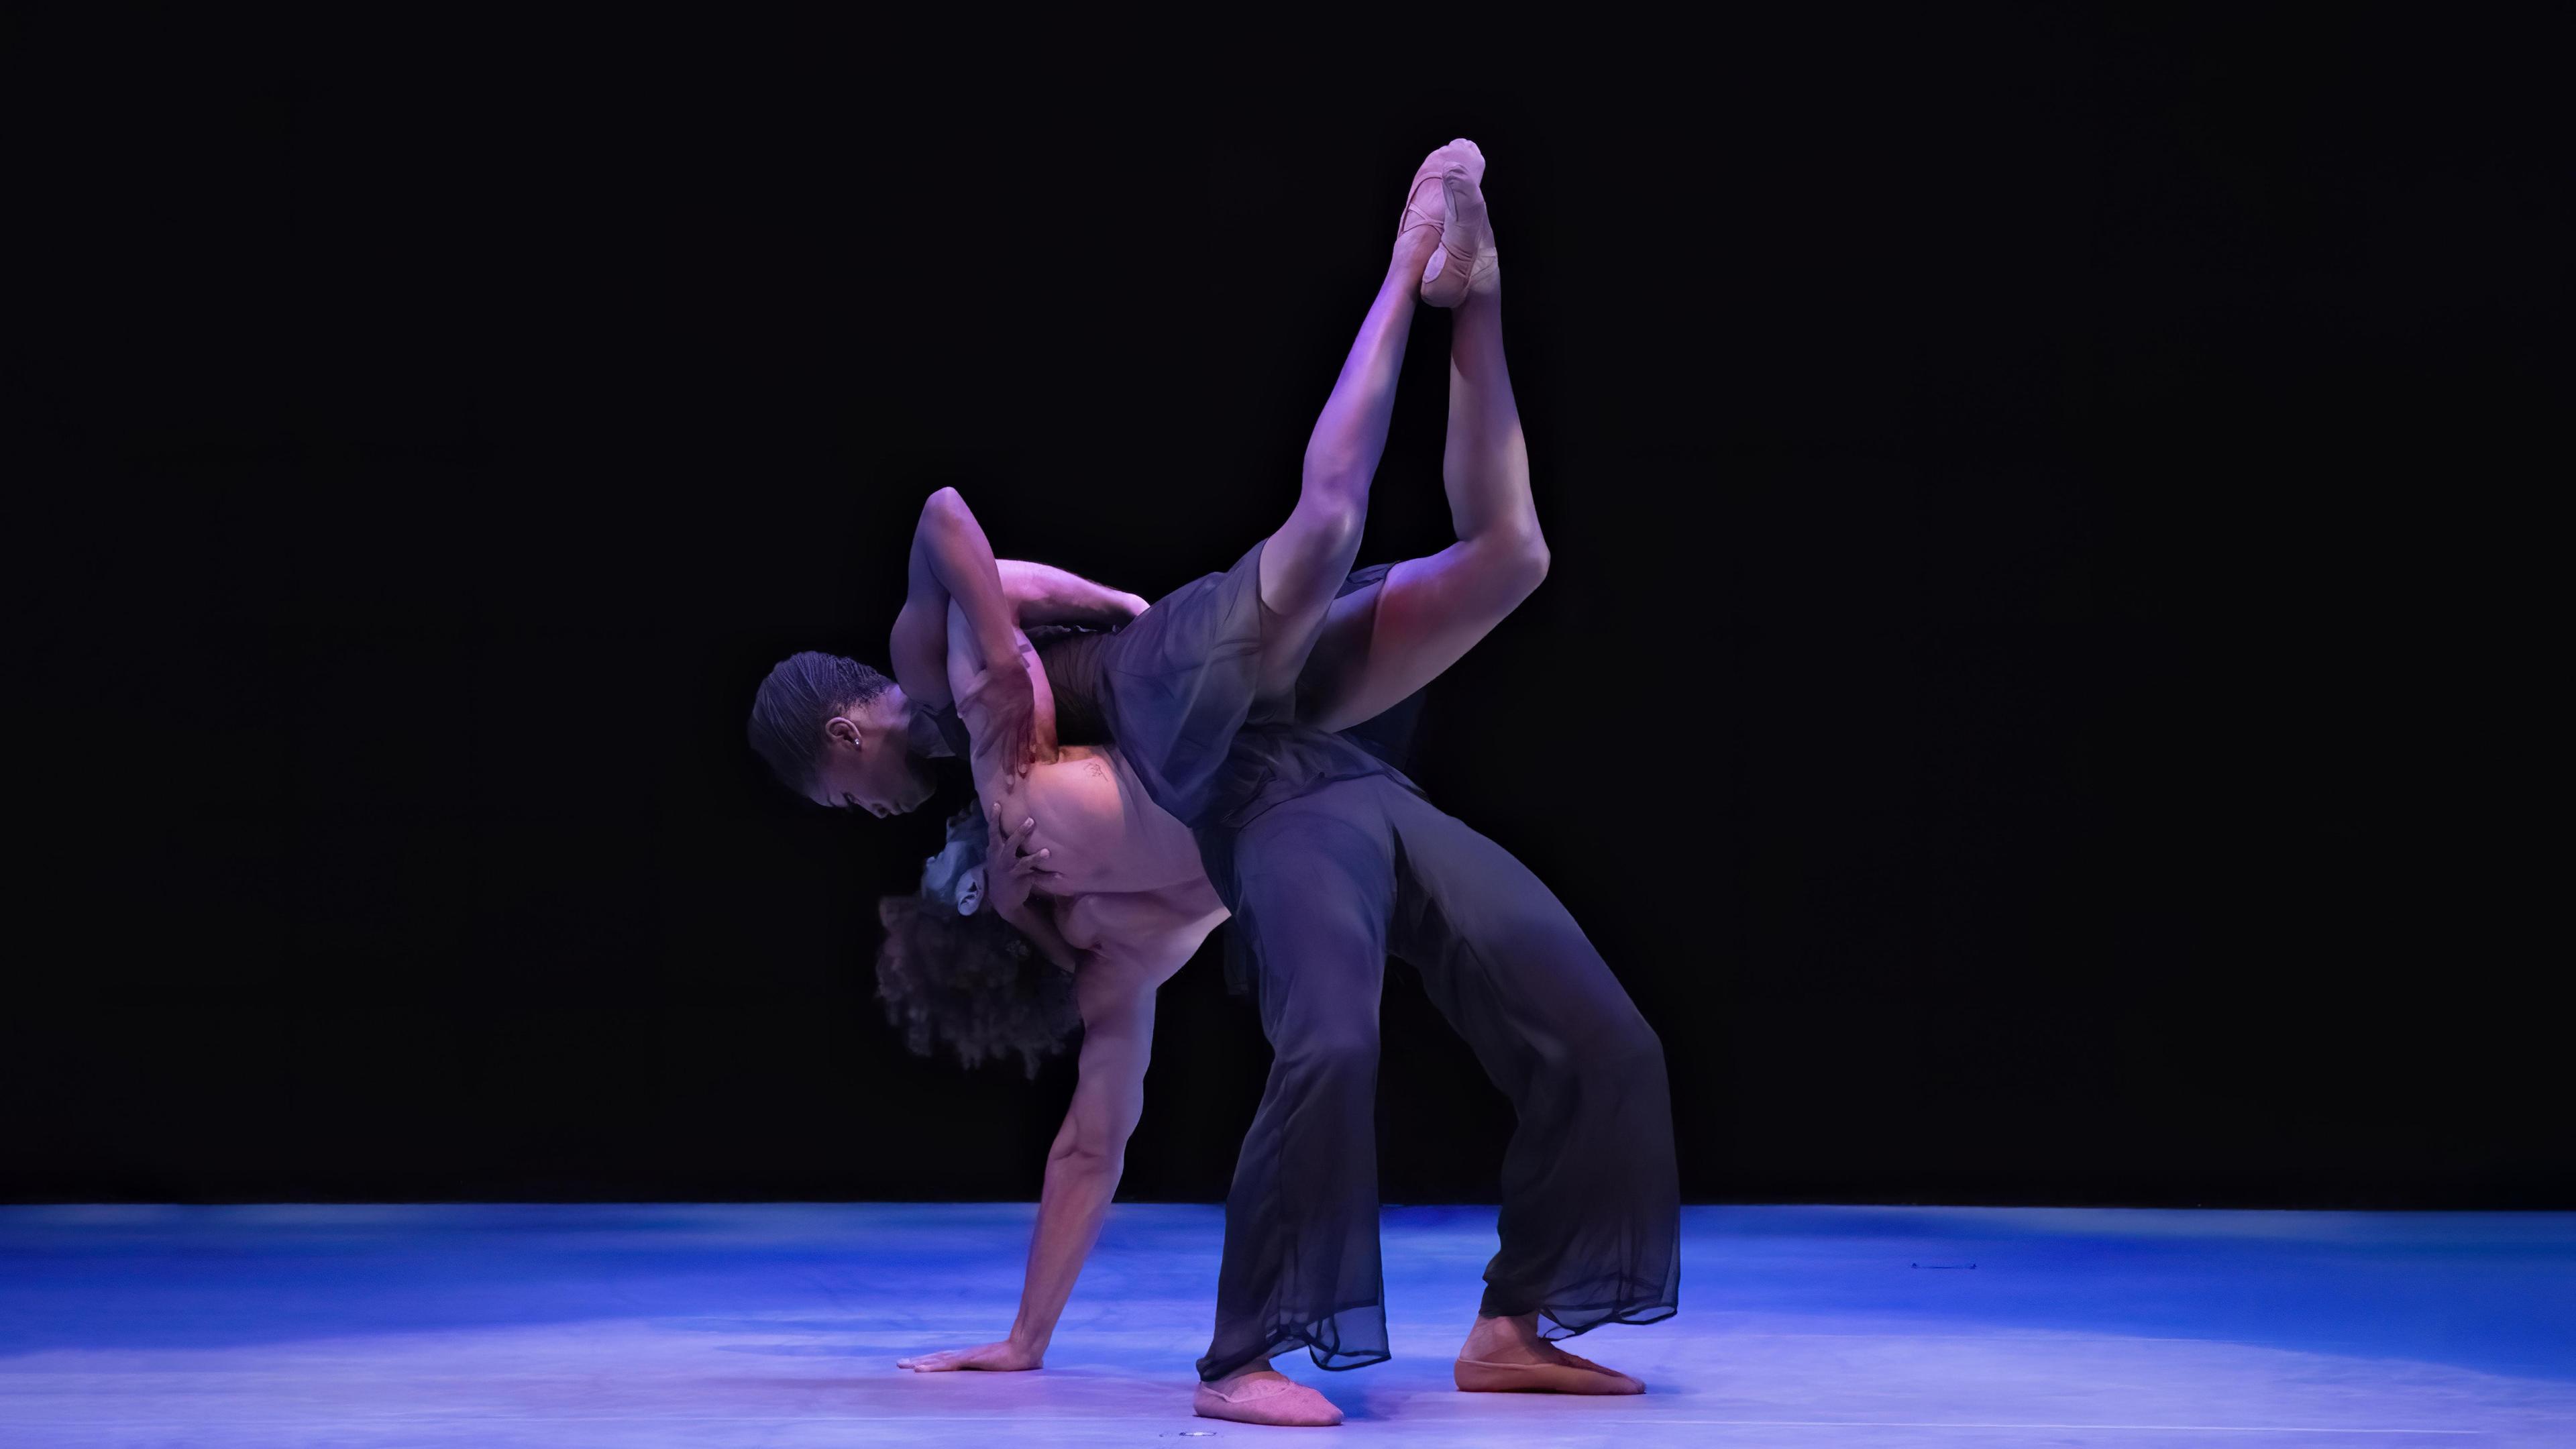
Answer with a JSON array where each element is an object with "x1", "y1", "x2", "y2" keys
[{"x1": 3, "y1": 1203, "x2": 2572, "y2": 1446}]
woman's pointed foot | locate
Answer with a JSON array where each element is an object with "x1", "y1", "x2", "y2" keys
[
  {"x1": 1395, "y1": 140, "x2": 1469, "y2": 252},
  {"x1": 1395, "y1": 139, "x2": 1478, "y2": 284},
  {"x1": 1413, "y1": 140, "x2": 1497, "y2": 307},
  {"x1": 1194, "y1": 1368, "x2": 1345, "y2": 1426}
]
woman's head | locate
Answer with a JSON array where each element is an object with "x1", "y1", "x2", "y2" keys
[
  {"x1": 873, "y1": 806, "x2": 1079, "y2": 1077},
  {"x1": 749, "y1": 651, "x2": 934, "y2": 816}
]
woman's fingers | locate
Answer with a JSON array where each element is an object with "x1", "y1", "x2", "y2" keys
[
  {"x1": 984, "y1": 808, "x2": 1059, "y2": 875},
  {"x1": 989, "y1": 807, "x2": 1028, "y2": 849},
  {"x1": 1008, "y1": 817, "x2": 1049, "y2": 860}
]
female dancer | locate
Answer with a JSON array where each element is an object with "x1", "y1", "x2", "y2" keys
[{"x1": 875, "y1": 142, "x2": 1678, "y2": 1428}]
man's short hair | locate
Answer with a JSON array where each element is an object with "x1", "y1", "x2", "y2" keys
[{"x1": 748, "y1": 651, "x2": 892, "y2": 794}]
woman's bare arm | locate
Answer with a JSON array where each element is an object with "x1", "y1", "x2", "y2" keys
[
  {"x1": 890, "y1": 490, "x2": 1029, "y2": 713},
  {"x1": 892, "y1": 489, "x2": 1053, "y2": 784},
  {"x1": 943, "y1": 604, "x2": 1077, "y2": 968},
  {"x1": 985, "y1": 797, "x2": 1081, "y2": 973},
  {"x1": 945, "y1": 600, "x2": 1062, "y2": 804},
  {"x1": 891, "y1": 553, "x2": 1136, "y2": 718},
  {"x1": 896, "y1": 953, "x2": 1157, "y2": 1371},
  {"x1": 996, "y1": 559, "x2": 1148, "y2": 627}
]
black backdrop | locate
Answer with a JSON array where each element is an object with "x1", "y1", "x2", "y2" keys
[{"x1": 13, "y1": 11, "x2": 2567, "y2": 1208}]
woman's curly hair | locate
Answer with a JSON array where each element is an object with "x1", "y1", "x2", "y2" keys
[{"x1": 874, "y1": 806, "x2": 1081, "y2": 1078}]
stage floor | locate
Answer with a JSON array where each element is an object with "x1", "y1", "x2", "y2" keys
[{"x1": 2, "y1": 1203, "x2": 2571, "y2": 1447}]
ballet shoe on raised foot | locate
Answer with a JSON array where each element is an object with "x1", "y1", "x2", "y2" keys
[
  {"x1": 1395, "y1": 138, "x2": 1490, "y2": 294},
  {"x1": 1193, "y1": 1369, "x2": 1345, "y2": 1427},
  {"x1": 1411, "y1": 142, "x2": 1498, "y2": 307},
  {"x1": 1454, "y1": 1349, "x2": 1644, "y2": 1395},
  {"x1": 1395, "y1": 141, "x2": 1464, "y2": 251}
]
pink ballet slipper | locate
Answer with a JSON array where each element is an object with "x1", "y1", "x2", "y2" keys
[
  {"x1": 1454, "y1": 1348, "x2": 1644, "y2": 1395},
  {"x1": 1407, "y1": 139, "x2": 1497, "y2": 307},
  {"x1": 1194, "y1": 1370, "x2": 1345, "y2": 1426},
  {"x1": 1395, "y1": 142, "x2": 1463, "y2": 252}
]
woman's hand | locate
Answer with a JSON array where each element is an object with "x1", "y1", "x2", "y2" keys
[
  {"x1": 896, "y1": 1338, "x2": 1042, "y2": 1372},
  {"x1": 989, "y1": 807, "x2": 1079, "y2": 971},
  {"x1": 994, "y1": 808, "x2": 1063, "y2": 889}
]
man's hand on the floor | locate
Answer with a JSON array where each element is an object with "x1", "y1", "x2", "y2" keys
[{"x1": 896, "y1": 1339, "x2": 1044, "y2": 1372}]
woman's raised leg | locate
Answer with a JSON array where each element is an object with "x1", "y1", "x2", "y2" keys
[
  {"x1": 1248, "y1": 146, "x2": 1473, "y2": 701},
  {"x1": 1294, "y1": 156, "x2": 1552, "y2": 734}
]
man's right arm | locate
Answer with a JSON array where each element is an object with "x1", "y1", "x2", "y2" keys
[
  {"x1": 1003, "y1": 958, "x2": 1154, "y2": 1360},
  {"x1": 897, "y1": 954, "x2": 1152, "y2": 1372}
]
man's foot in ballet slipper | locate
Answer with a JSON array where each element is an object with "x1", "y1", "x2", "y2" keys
[
  {"x1": 1194, "y1": 1362, "x2": 1344, "y2": 1427},
  {"x1": 1454, "y1": 1311, "x2": 1644, "y2": 1395}
]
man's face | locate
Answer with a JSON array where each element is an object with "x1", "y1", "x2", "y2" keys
[{"x1": 807, "y1": 694, "x2": 936, "y2": 817}]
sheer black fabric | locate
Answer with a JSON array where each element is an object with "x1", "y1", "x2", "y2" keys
[
  {"x1": 1035, "y1": 539, "x2": 1678, "y2": 1383},
  {"x1": 1038, "y1": 559, "x2": 1432, "y2": 983},
  {"x1": 1195, "y1": 775, "x2": 1678, "y2": 1378},
  {"x1": 1022, "y1": 541, "x2": 1280, "y2": 832},
  {"x1": 1024, "y1": 625, "x2": 1114, "y2": 745},
  {"x1": 1038, "y1": 558, "x2": 1429, "y2": 1002},
  {"x1": 920, "y1": 701, "x2": 974, "y2": 764}
]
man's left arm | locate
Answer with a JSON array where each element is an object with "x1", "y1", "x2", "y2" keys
[{"x1": 889, "y1": 488, "x2": 1026, "y2": 715}]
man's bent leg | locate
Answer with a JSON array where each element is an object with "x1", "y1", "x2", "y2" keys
[{"x1": 1379, "y1": 785, "x2": 1678, "y2": 1388}]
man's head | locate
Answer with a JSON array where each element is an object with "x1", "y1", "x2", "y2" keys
[{"x1": 748, "y1": 651, "x2": 935, "y2": 816}]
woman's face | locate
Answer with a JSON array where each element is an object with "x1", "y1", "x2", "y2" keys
[{"x1": 920, "y1": 837, "x2": 987, "y2": 915}]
